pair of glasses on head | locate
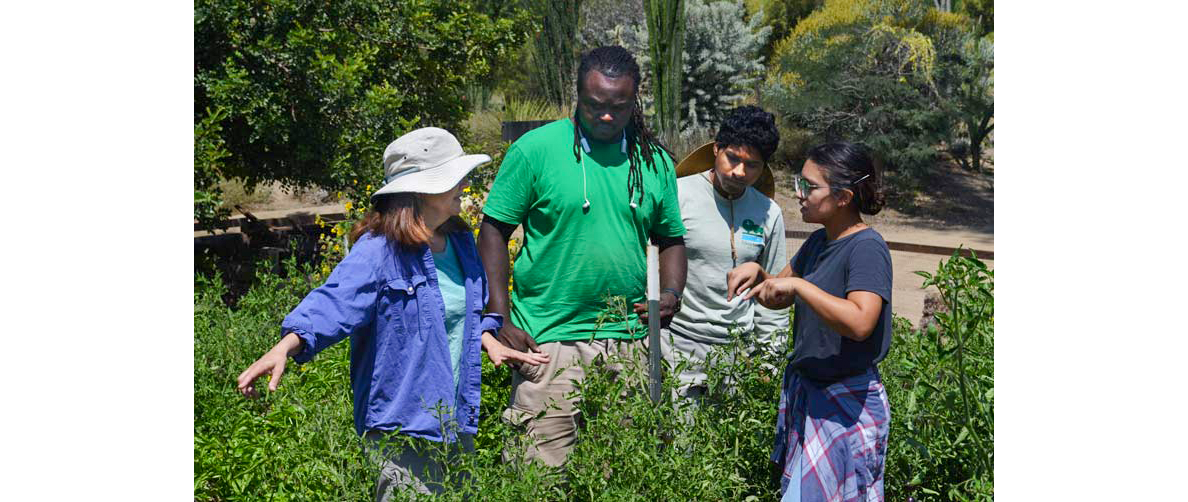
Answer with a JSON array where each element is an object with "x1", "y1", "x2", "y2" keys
[{"x1": 792, "y1": 174, "x2": 870, "y2": 199}]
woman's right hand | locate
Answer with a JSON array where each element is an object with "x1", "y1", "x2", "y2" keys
[
  {"x1": 482, "y1": 332, "x2": 550, "y2": 368},
  {"x1": 236, "y1": 333, "x2": 303, "y2": 398},
  {"x1": 727, "y1": 262, "x2": 768, "y2": 301}
]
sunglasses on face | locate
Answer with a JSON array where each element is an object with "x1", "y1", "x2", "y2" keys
[
  {"x1": 793, "y1": 173, "x2": 870, "y2": 198},
  {"x1": 793, "y1": 175, "x2": 826, "y2": 198}
]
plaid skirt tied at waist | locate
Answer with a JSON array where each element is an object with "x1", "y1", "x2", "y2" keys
[{"x1": 772, "y1": 364, "x2": 890, "y2": 502}]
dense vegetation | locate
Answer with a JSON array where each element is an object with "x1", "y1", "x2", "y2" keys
[
  {"x1": 195, "y1": 0, "x2": 993, "y2": 225},
  {"x1": 193, "y1": 0, "x2": 534, "y2": 226},
  {"x1": 194, "y1": 243, "x2": 993, "y2": 500},
  {"x1": 762, "y1": 0, "x2": 993, "y2": 183},
  {"x1": 194, "y1": 1, "x2": 995, "y2": 499}
]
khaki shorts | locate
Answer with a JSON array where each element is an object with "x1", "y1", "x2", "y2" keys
[{"x1": 501, "y1": 337, "x2": 648, "y2": 467}]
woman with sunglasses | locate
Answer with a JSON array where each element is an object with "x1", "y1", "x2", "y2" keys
[
  {"x1": 726, "y1": 142, "x2": 892, "y2": 502},
  {"x1": 236, "y1": 128, "x2": 549, "y2": 499}
]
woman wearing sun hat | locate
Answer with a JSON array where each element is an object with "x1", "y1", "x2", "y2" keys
[{"x1": 237, "y1": 127, "x2": 549, "y2": 499}]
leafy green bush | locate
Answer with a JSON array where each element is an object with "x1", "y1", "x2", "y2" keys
[
  {"x1": 883, "y1": 251, "x2": 994, "y2": 500},
  {"x1": 679, "y1": 0, "x2": 770, "y2": 132},
  {"x1": 195, "y1": 107, "x2": 232, "y2": 229},
  {"x1": 763, "y1": 0, "x2": 970, "y2": 182},
  {"x1": 195, "y1": 248, "x2": 994, "y2": 500},
  {"x1": 194, "y1": 0, "x2": 533, "y2": 209}
]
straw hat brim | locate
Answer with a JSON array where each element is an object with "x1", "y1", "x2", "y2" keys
[{"x1": 674, "y1": 142, "x2": 775, "y2": 199}]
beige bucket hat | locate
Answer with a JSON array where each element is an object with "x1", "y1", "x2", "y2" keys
[
  {"x1": 371, "y1": 127, "x2": 490, "y2": 201},
  {"x1": 674, "y1": 141, "x2": 775, "y2": 199}
]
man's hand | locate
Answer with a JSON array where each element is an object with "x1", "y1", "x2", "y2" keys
[
  {"x1": 497, "y1": 322, "x2": 539, "y2": 353},
  {"x1": 633, "y1": 291, "x2": 679, "y2": 328}
]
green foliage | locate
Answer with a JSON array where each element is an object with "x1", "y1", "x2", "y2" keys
[
  {"x1": 579, "y1": 0, "x2": 646, "y2": 49},
  {"x1": 195, "y1": 247, "x2": 994, "y2": 499},
  {"x1": 527, "y1": 0, "x2": 583, "y2": 107},
  {"x1": 744, "y1": 0, "x2": 825, "y2": 63},
  {"x1": 194, "y1": 0, "x2": 533, "y2": 209},
  {"x1": 883, "y1": 251, "x2": 994, "y2": 500},
  {"x1": 645, "y1": 0, "x2": 687, "y2": 137},
  {"x1": 937, "y1": 33, "x2": 993, "y2": 172},
  {"x1": 680, "y1": 0, "x2": 771, "y2": 132},
  {"x1": 764, "y1": 0, "x2": 982, "y2": 182},
  {"x1": 195, "y1": 107, "x2": 232, "y2": 229}
]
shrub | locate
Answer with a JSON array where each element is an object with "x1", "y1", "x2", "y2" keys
[
  {"x1": 194, "y1": 107, "x2": 232, "y2": 229},
  {"x1": 194, "y1": 244, "x2": 994, "y2": 500},
  {"x1": 763, "y1": 0, "x2": 960, "y2": 180},
  {"x1": 194, "y1": 0, "x2": 533, "y2": 210},
  {"x1": 680, "y1": 0, "x2": 771, "y2": 132},
  {"x1": 883, "y1": 250, "x2": 994, "y2": 500}
]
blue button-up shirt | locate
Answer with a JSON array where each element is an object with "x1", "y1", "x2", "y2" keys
[{"x1": 281, "y1": 230, "x2": 502, "y2": 442}]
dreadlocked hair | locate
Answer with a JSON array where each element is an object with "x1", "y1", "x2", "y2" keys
[{"x1": 572, "y1": 45, "x2": 671, "y2": 208}]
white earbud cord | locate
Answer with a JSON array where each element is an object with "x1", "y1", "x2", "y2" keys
[
  {"x1": 577, "y1": 130, "x2": 631, "y2": 210},
  {"x1": 581, "y1": 151, "x2": 591, "y2": 210}
]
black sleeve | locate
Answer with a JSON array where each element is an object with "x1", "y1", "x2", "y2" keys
[
  {"x1": 651, "y1": 234, "x2": 685, "y2": 251},
  {"x1": 481, "y1": 214, "x2": 517, "y2": 242}
]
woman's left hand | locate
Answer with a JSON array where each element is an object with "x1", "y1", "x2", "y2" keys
[
  {"x1": 744, "y1": 277, "x2": 798, "y2": 310},
  {"x1": 481, "y1": 332, "x2": 551, "y2": 368}
]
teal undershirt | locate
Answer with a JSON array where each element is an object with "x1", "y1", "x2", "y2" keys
[{"x1": 432, "y1": 235, "x2": 467, "y2": 391}]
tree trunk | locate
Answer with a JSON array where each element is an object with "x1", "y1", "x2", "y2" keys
[{"x1": 645, "y1": 0, "x2": 685, "y2": 137}]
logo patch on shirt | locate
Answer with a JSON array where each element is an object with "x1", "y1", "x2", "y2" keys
[{"x1": 740, "y1": 219, "x2": 764, "y2": 244}]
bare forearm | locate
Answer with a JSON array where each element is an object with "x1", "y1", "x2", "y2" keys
[
  {"x1": 478, "y1": 222, "x2": 512, "y2": 318},
  {"x1": 658, "y1": 243, "x2": 687, "y2": 294},
  {"x1": 276, "y1": 332, "x2": 305, "y2": 357}
]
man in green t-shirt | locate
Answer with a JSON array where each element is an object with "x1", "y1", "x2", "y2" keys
[{"x1": 478, "y1": 45, "x2": 687, "y2": 467}]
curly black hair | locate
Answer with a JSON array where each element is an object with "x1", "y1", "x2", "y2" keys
[
  {"x1": 573, "y1": 45, "x2": 670, "y2": 208},
  {"x1": 714, "y1": 105, "x2": 780, "y2": 162}
]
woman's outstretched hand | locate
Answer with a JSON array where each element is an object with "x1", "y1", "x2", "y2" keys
[
  {"x1": 727, "y1": 262, "x2": 768, "y2": 301},
  {"x1": 236, "y1": 332, "x2": 304, "y2": 398},
  {"x1": 744, "y1": 277, "x2": 799, "y2": 310},
  {"x1": 482, "y1": 332, "x2": 550, "y2": 368}
]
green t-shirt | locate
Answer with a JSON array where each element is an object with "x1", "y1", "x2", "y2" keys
[{"x1": 482, "y1": 119, "x2": 686, "y2": 343}]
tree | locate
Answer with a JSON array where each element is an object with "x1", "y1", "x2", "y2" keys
[
  {"x1": 745, "y1": 0, "x2": 824, "y2": 64},
  {"x1": 579, "y1": 0, "x2": 645, "y2": 50},
  {"x1": 764, "y1": 0, "x2": 955, "y2": 179},
  {"x1": 945, "y1": 35, "x2": 993, "y2": 172},
  {"x1": 645, "y1": 0, "x2": 686, "y2": 138},
  {"x1": 680, "y1": 0, "x2": 770, "y2": 133},
  {"x1": 194, "y1": 0, "x2": 532, "y2": 219},
  {"x1": 528, "y1": 0, "x2": 583, "y2": 107}
]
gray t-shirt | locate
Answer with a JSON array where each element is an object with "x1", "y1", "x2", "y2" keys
[
  {"x1": 669, "y1": 173, "x2": 788, "y2": 350},
  {"x1": 789, "y1": 227, "x2": 892, "y2": 382}
]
